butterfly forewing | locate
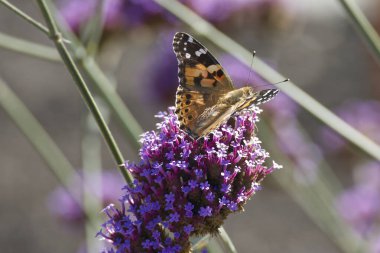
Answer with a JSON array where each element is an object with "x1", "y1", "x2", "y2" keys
[{"x1": 173, "y1": 32, "x2": 234, "y2": 91}]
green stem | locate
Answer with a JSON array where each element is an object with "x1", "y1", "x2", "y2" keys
[
  {"x1": 0, "y1": 0, "x2": 50, "y2": 35},
  {"x1": 81, "y1": 57, "x2": 143, "y2": 149},
  {"x1": 0, "y1": 76, "x2": 73, "y2": 191},
  {"x1": 55, "y1": 12, "x2": 143, "y2": 148},
  {"x1": 0, "y1": 31, "x2": 142, "y2": 149},
  {"x1": 337, "y1": 0, "x2": 380, "y2": 65},
  {"x1": 218, "y1": 226, "x2": 237, "y2": 253},
  {"x1": 191, "y1": 234, "x2": 210, "y2": 251},
  {"x1": 0, "y1": 77, "x2": 97, "y2": 227},
  {"x1": 80, "y1": 0, "x2": 105, "y2": 56},
  {"x1": 36, "y1": 0, "x2": 133, "y2": 186},
  {"x1": 0, "y1": 32, "x2": 60, "y2": 61},
  {"x1": 0, "y1": 0, "x2": 142, "y2": 149},
  {"x1": 82, "y1": 112, "x2": 107, "y2": 253},
  {"x1": 153, "y1": 0, "x2": 380, "y2": 162}
]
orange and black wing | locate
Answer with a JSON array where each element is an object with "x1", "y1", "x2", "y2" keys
[{"x1": 172, "y1": 32, "x2": 234, "y2": 137}]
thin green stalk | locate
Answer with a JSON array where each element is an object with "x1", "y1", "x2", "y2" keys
[
  {"x1": 153, "y1": 0, "x2": 380, "y2": 162},
  {"x1": 54, "y1": 10, "x2": 143, "y2": 147},
  {"x1": 0, "y1": 0, "x2": 69, "y2": 43},
  {"x1": 337, "y1": 0, "x2": 380, "y2": 65},
  {"x1": 36, "y1": 0, "x2": 133, "y2": 186},
  {"x1": 0, "y1": 76, "x2": 73, "y2": 192},
  {"x1": 0, "y1": 31, "x2": 142, "y2": 149},
  {"x1": 0, "y1": 76, "x2": 97, "y2": 228},
  {"x1": 82, "y1": 112, "x2": 106, "y2": 253},
  {"x1": 80, "y1": 0, "x2": 105, "y2": 56},
  {"x1": 0, "y1": 0, "x2": 50, "y2": 35},
  {"x1": 0, "y1": 0, "x2": 142, "y2": 148},
  {"x1": 81, "y1": 57, "x2": 143, "y2": 148},
  {"x1": 54, "y1": 8, "x2": 143, "y2": 147},
  {"x1": 218, "y1": 227, "x2": 237, "y2": 253},
  {"x1": 191, "y1": 234, "x2": 211, "y2": 251},
  {"x1": 0, "y1": 32, "x2": 60, "y2": 61}
]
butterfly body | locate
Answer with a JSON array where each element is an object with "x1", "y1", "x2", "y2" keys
[{"x1": 173, "y1": 32, "x2": 279, "y2": 139}]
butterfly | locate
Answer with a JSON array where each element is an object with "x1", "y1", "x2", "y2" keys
[{"x1": 173, "y1": 32, "x2": 279, "y2": 139}]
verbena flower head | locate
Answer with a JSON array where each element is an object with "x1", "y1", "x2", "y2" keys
[{"x1": 99, "y1": 107, "x2": 280, "y2": 252}]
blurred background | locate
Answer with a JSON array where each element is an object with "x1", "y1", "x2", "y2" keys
[{"x1": 1, "y1": 0, "x2": 380, "y2": 252}]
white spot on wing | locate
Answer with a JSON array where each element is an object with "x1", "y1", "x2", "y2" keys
[
  {"x1": 185, "y1": 53, "x2": 191, "y2": 59},
  {"x1": 188, "y1": 37, "x2": 193, "y2": 42},
  {"x1": 195, "y1": 48, "x2": 207, "y2": 57}
]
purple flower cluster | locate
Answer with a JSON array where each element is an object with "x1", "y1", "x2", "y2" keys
[{"x1": 98, "y1": 107, "x2": 280, "y2": 252}]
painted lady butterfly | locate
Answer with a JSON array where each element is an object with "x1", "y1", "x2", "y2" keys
[{"x1": 173, "y1": 32, "x2": 279, "y2": 139}]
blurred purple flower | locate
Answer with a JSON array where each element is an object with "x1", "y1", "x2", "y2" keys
[
  {"x1": 372, "y1": 238, "x2": 380, "y2": 253},
  {"x1": 98, "y1": 107, "x2": 280, "y2": 252},
  {"x1": 184, "y1": 0, "x2": 253, "y2": 22},
  {"x1": 58, "y1": 0, "x2": 125, "y2": 32},
  {"x1": 58, "y1": 0, "x2": 172, "y2": 33},
  {"x1": 263, "y1": 93, "x2": 321, "y2": 183},
  {"x1": 336, "y1": 162, "x2": 380, "y2": 252},
  {"x1": 143, "y1": 30, "x2": 178, "y2": 105},
  {"x1": 336, "y1": 162, "x2": 380, "y2": 235},
  {"x1": 47, "y1": 171, "x2": 124, "y2": 225},
  {"x1": 320, "y1": 100, "x2": 380, "y2": 154},
  {"x1": 184, "y1": 0, "x2": 288, "y2": 24},
  {"x1": 58, "y1": 0, "x2": 288, "y2": 35}
]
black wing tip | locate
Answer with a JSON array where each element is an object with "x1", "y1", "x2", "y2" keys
[
  {"x1": 174, "y1": 32, "x2": 191, "y2": 38},
  {"x1": 253, "y1": 88, "x2": 280, "y2": 105},
  {"x1": 173, "y1": 32, "x2": 188, "y2": 44},
  {"x1": 173, "y1": 32, "x2": 197, "y2": 47}
]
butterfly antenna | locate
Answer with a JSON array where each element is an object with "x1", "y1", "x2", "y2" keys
[
  {"x1": 273, "y1": 78, "x2": 290, "y2": 86},
  {"x1": 253, "y1": 78, "x2": 290, "y2": 90},
  {"x1": 245, "y1": 51, "x2": 256, "y2": 85}
]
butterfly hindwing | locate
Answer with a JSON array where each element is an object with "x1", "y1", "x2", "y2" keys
[{"x1": 175, "y1": 86, "x2": 206, "y2": 135}]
